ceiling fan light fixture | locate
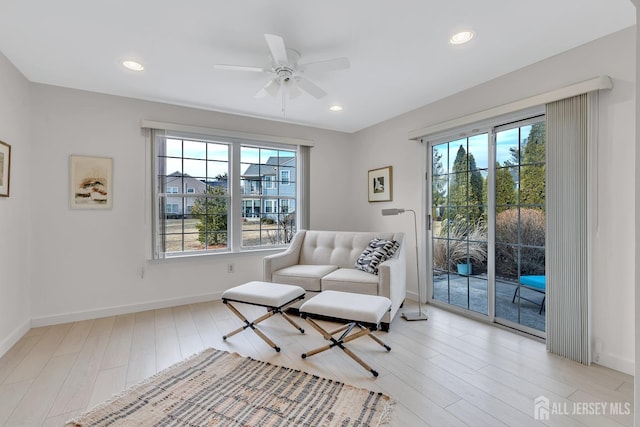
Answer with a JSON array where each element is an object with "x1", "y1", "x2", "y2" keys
[
  {"x1": 122, "y1": 60, "x2": 144, "y2": 71},
  {"x1": 449, "y1": 30, "x2": 474, "y2": 45},
  {"x1": 216, "y1": 33, "x2": 349, "y2": 115},
  {"x1": 329, "y1": 105, "x2": 343, "y2": 112}
]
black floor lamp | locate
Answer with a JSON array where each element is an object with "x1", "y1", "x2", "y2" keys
[{"x1": 381, "y1": 208, "x2": 428, "y2": 321}]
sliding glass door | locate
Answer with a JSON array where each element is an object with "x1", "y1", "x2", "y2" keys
[
  {"x1": 428, "y1": 118, "x2": 546, "y2": 336},
  {"x1": 431, "y1": 134, "x2": 489, "y2": 315},
  {"x1": 494, "y1": 120, "x2": 546, "y2": 332}
]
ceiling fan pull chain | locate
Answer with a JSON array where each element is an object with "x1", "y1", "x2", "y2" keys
[{"x1": 282, "y1": 85, "x2": 286, "y2": 118}]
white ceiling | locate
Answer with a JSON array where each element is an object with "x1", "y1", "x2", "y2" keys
[{"x1": 0, "y1": 1, "x2": 635, "y2": 133}]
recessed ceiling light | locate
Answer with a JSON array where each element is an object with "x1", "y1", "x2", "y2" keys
[
  {"x1": 449, "y1": 31, "x2": 474, "y2": 45},
  {"x1": 122, "y1": 60, "x2": 144, "y2": 71},
  {"x1": 329, "y1": 105, "x2": 343, "y2": 112}
]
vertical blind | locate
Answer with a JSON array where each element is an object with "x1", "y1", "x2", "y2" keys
[{"x1": 545, "y1": 93, "x2": 595, "y2": 364}]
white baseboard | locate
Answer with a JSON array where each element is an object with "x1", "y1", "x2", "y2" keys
[
  {"x1": 595, "y1": 352, "x2": 634, "y2": 376},
  {"x1": 0, "y1": 318, "x2": 31, "y2": 359},
  {"x1": 31, "y1": 292, "x2": 224, "y2": 328},
  {"x1": 405, "y1": 290, "x2": 419, "y2": 302}
]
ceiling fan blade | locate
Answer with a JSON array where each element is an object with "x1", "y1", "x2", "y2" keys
[
  {"x1": 214, "y1": 64, "x2": 268, "y2": 73},
  {"x1": 298, "y1": 57, "x2": 350, "y2": 73},
  {"x1": 294, "y1": 76, "x2": 327, "y2": 99},
  {"x1": 264, "y1": 34, "x2": 289, "y2": 65},
  {"x1": 255, "y1": 79, "x2": 281, "y2": 98},
  {"x1": 286, "y1": 79, "x2": 303, "y2": 99}
]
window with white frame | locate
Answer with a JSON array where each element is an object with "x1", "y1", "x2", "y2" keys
[
  {"x1": 280, "y1": 169, "x2": 290, "y2": 185},
  {"x1": 150, "y1": 127, "x2": 305, "y2": 258},
  {"x1": 240, "y1": 146, "x2": 298, "y2": 246},
  {"x1": 265, "y1": 200, "x2": 276, "y2": 213},
  {"x1": 264, "y1": 175, "x2": 275, "y2": 189},
  {"x1": 166, "y1": 203, "x2": 179, "y2": 214}
]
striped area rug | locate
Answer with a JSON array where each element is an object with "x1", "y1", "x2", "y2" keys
[{"x1": 66, "y1": 348, "x2": 395, "y2": 427}]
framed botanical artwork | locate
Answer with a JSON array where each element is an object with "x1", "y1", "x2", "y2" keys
[
  {"x1": 70, "y1": 155, "x2": 113, "y2": 209},
  {"x1": 0, "y1": 141, "x2": 10, "y2": 197},
  {"x1": 368, "y1": 166, "x2": 392, "y2": 202}
]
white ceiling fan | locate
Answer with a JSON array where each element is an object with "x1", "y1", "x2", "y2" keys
[{"x1": 214, "y1": 34, "x2": 350, "y2": 109}]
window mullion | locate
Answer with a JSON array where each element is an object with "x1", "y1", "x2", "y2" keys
[
  {"x1": 230, "y1": 143, "x2": 242, "y2": 251},
  {"x1": 487, "y1": 128, "x2": 497, "y2": 322}
]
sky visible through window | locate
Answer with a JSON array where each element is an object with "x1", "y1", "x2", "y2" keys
[
  {"x1": 163, "y1": 138, "x2": 295, "y2": 179},
  {"x1": 436, "y1": 125, "x2": 532, "y2": 172}
]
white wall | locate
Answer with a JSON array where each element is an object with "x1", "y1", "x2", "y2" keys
[
  {"x1": 0, "y1": 53, "x2": 32, "y2": 355},
  {"x1": 27, "y1": 84, "x2": 354, "y2": 326},
  {"x1": 352, "y1": 27, "x2": 636, "y2": 374}
]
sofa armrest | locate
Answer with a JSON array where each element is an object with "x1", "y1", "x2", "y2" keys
[
  {"x1": 377, "y1": 236, "x2": 407, "y2": 310},
  {"x1": 262, "y1": 230, "x2": 306, "y2": 281}
]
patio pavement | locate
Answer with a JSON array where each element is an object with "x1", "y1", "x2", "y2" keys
[{"x1": 432, "y1": 273, "x2": 545, "y2": 332}]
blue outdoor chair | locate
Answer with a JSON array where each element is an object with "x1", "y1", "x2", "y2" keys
[{"x1": 512, "y1": 275, "x2": 546, "y2": 314}]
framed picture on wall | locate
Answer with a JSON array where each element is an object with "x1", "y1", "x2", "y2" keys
[
  {"x1": 0, "y1": 141, "x2": 11, "y2": 197},
  {"x1": 70, "y1": 155, "x2": 113, "y2": 209},
  {"x1": 368, "y1": 166, "x2": 392, "y2": 202}
]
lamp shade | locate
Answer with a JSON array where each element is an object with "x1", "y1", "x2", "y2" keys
[{"x1": 381, "y1": 208, "x2": 405, "y2": 216}]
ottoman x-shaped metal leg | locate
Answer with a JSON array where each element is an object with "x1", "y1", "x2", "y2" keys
[
  {"x1": 221, "y1": 281, "x2": 306, "y2": 352},
  {"x1": 300, "y1": 316, "x2": 391, "y2": 376},
  {"x1": 299, "y1": 290, "x2": 392, "y2": 377}
]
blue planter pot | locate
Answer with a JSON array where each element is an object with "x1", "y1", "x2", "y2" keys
[{"x1": 457, "y1": 263, "x2": 472, "y2": 276}]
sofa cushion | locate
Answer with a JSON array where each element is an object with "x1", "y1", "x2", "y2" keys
[
  {"x1": 272, "y1": 264, "x2": 338, "y2": 291},
  {"x1": 321, "y1": 268, "x2": 379, "y2": 296},
  {"x1": 354, "y1": 238, "x2": 400, "y2": 275}
]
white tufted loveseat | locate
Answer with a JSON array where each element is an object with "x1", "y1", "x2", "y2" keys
[{"x1": 263, "y1": 230, "x2": 406, "y2": 330}]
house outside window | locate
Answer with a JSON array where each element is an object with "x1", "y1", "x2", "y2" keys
[
  {"x1": 150, "y1": 126, "x2": 305, "y2": 258},
  {"x1": 240, "y1": 148, "x2": 297, "y2": 225}
]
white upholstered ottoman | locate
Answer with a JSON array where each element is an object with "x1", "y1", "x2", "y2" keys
[
  {"x1": 299, "y1": 290, "x2": 392, "y2": 376},
  {"x1": 221, "y1": 281, "x2": 305, "y2": 352}
]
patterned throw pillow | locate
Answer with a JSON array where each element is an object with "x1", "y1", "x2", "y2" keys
[{"x1": 354, "y1": 238, "x2": 400, "y2": 275}]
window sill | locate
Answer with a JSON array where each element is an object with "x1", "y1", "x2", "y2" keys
[{"x1": 150, "y1": 246, "x2": 287, "y2": 263}]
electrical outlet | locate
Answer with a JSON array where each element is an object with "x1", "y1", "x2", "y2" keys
[{"x1": 227, "y1": 263, "x2": 234, "y2": 273}]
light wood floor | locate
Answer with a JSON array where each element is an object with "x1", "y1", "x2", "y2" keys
[{"x1": 0, "y1": 300, "x2": 633, "y2": 426}]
